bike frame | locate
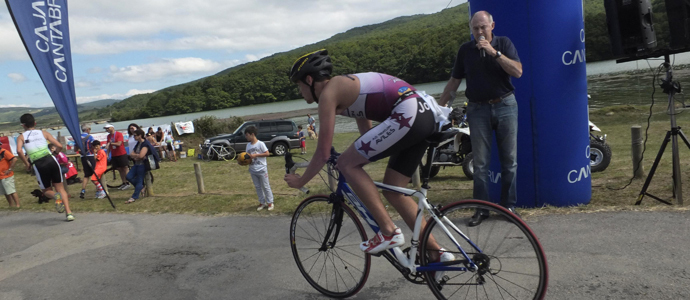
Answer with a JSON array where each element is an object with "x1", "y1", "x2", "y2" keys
[
  {"x1": 330, "y1": 164, "x2": 482, "y2": 274},
  {"x1": 206, "y1": 144, "x2": 222, "y2": 156},
  {"x1": 200, "y1": 144, "x2": 231, "y2": 158}
]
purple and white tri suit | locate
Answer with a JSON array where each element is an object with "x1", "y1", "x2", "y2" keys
[{"x1": 341, "y1": 72, "x2": 439, "y2": 177}]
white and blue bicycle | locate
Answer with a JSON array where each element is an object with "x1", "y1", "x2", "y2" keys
[{"x1": 286, "y1": 130, "x2": 548, "y2": 299}]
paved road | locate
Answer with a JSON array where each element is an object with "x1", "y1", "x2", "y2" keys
[{"x1": 0, "y1": 210, "x2": 689, "y2": 300}]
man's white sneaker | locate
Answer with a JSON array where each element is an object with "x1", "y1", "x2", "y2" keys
[
  {"x1": 257, "y1": 204, "x2": 266, "y2": 211},
  {"x1": 96, "y1": 191, "x2": 107, "y2": 199},
  {"x1": 359, "y1": 227, "x2": 404, "y2": 254},
  {"x1": 267, "y1": 203, "x2": 274, "y2": 211}
]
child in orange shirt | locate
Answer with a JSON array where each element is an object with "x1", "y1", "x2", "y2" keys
[{"x1": 91, "y1": 140, "x2": 107, "y2": 199}]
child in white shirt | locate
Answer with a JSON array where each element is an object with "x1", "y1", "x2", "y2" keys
[{"x1": 244, "y1": 126, "x2": 274, "y2": 211}]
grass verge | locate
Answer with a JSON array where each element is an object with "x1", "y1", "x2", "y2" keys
[{"x1": 4, "y1": 103, "x2": 690, "y2": 217}]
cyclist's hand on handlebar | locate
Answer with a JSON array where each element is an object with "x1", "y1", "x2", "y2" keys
[{"x1": 284, "y1": 173, "x2": 304, "y2": 189}]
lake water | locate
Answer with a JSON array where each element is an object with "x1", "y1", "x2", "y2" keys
[{"x1": 51, "y1": 51, "x2": 690, "y2": 136}]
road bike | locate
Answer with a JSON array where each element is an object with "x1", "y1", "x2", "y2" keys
[
  {"x1": 286, "y1": 130, "x2": 548, "y2": 299},
  {"x1": 199, "y1": 143, "x2": 236, "y2": 162}
]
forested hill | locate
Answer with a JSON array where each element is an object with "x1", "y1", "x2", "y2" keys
[{"x1": 99, "y1": 0, "x2": 674, "y2": 122}]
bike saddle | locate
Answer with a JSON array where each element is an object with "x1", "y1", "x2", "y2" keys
[{"x1": 426, "y1": 130, "x2": 459, "y2": 147}]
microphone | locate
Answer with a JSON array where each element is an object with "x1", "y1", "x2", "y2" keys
[{"x1": 479, "y1": 36, "x2": 486, "y2": 58}]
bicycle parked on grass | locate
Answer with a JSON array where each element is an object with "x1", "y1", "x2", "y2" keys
[
  {"x1": 286, "y1": 130, "x2": 548, "y2": 299},
  {"x1": 103, "y1": 166, "x2": 154, "y2": 197},
  {"x1": 199, "y1": 143, "x2": 236, "y2": 162}
]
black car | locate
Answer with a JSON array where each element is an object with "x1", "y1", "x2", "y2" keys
[{"x1": 203, "y1": 119, "x2": 301, "y2": 156}]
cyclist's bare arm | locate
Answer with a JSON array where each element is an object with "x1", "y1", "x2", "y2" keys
[
  {"x1": 355, "y1": 118, "x2": 371, "y2": 135},
  {"x1": 285, "y1": 77, "x2": 357, "y2": 189},
  {"x1": 16, "y1": 134, "x2": 30, "y2": 170},
  {"x1": 285, "y1": 94, "x2": 336, "y2": 189}
]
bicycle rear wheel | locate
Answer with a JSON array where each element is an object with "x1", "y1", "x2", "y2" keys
[
  {"x1": 104, "y1": 167, "x2": 126, "y2": 189},
  {"x1": 219, "y1": 145, "x2": 236, "y2": 161},
  {"x1": 290, "y1": 195, "x2": 371, "y2": 298},
  {"x1": 420, "y1": 200, "x2": 548, "y2": 300}
]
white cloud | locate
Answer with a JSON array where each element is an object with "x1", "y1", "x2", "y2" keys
[
  {"x1": 76, "y1": 81, "x2": 93, "y2": 88},
  {"x1": 125, "y1": 89, "x2": 156, "y2": 97},
  {"x1": 0, "y1": 19, "x2": 27, "y2": 61},
  {"x1": 107, "y1": 57, "x2": 230, "y2": 83},
  {"x1": 0, "y1": 104, "x2": 31, "y2": 108},
  {"x1": 0, "y1": 0, "x2": 460, "y2": 107},
  {"x1": 59, "y1": 0, "x2": 454, "y2": 55},
  {"x1": 7, "y1": 73, "x2": 27, "y2": 83},
  {"x1": 245, "y1": 53, "x2": 272, "y2": 62},
  {"x1": 76, "y1": 89, "x2": 156, "y2": 103}
]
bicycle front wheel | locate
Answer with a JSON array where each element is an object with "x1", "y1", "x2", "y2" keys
[
  {"x1": 290, "y1": 195, "x2": 371, "y2": 298},
  {"x1": 420, "y1": 200, "x2": 548, "y2": 300},
  {"x1": 201, "y1": 149, "x2": 212, "y2": 162}
]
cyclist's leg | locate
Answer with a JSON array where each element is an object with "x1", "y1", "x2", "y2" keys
[
  {"x1": 339, "y1": 96, "x2": 436, "y2": 238},
  {"x1": 381, "y1": 120, "x2": 441, "y2": 260},
  {"x1": 381, "y1": 168, "x2": 443, "y2": 261},
  {"x1": 338, "y1": 146, "x2": 397, "y2": 235}
]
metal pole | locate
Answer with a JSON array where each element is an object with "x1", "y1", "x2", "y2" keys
[
  {"x1": 665, "y1": 56, "x2": 683, "y2": 205},
  {"x1": 411, "y1": 166, "x2": 421, "y2": 190}
]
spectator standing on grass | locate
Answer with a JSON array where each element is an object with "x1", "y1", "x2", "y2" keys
[
  {"x1": 0, "y1": 141, "x2": 19, "y2": 208},
  {"x1": 90, "y1": 140, "x2": 107, "y2": 199},
  {"x1": 164, "y1": 130, "x2": 177, "y2": 162},
  {"x1": 299, "y1": 125, "x2": 306, "y2": 154},
  {"x1": 17, "y1": 113, "x2": 74, "y2": 221},
  {"x1": 105, "y1": 124, "x2": 131, "y2": 190},
  {"x1": 125, "y1": 129, "x2": 151, "y2": 204},
  {"x1": 79, "y1": 124, "x2": 96, "y2": 199},
  {"x1": 245, "y1": 126, "x2": 274, "y2": 211},
  {"x1": 307, "y1": 113, "x2": 316, "y2": 134},
  {"x1": 438, "y1": 11, "x2": 523, "y2": 226}
]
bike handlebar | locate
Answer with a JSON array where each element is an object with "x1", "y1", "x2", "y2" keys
[{"x1": 285, "y1": 152, "x2": 309, "y2": 194}]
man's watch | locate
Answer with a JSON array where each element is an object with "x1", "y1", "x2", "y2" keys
[{"x1": 495, "y1": 51, "x2": 503, "y2": 59}]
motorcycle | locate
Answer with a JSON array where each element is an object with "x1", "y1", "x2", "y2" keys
[
  {"x1": 421, "y1": 105, "x2": 474, "y2": 180},
  {"x1": 589, "y1": 120, "x2": 612, "y2": 172},
  {"x1": 421, "y1": 105, "x2": 612, "y2": 180}
]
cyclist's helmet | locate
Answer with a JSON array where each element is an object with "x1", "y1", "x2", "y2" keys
[
  {"x1": 289, "y1": 49, "x2": 332, "y2": 84},
  {"x1": 237, "y1": 152, "x2": 252, "y2": 166}
]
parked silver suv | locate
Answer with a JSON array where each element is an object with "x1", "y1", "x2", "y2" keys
[{"x1": 203, "y1": 120, "x2": 301, "y2": 156}]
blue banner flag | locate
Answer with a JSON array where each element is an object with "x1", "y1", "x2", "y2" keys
[{"x1": 5, "y1": 0, "x2": 84, "y2": 153}]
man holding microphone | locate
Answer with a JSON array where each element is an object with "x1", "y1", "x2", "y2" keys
[{"x1": 438, "y1": 11, "x2": 523, "y2": 226}]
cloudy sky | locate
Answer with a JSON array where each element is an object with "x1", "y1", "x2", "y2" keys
[{"x1": 0, "y1": 0, "x2": 462, "y2": 108}]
